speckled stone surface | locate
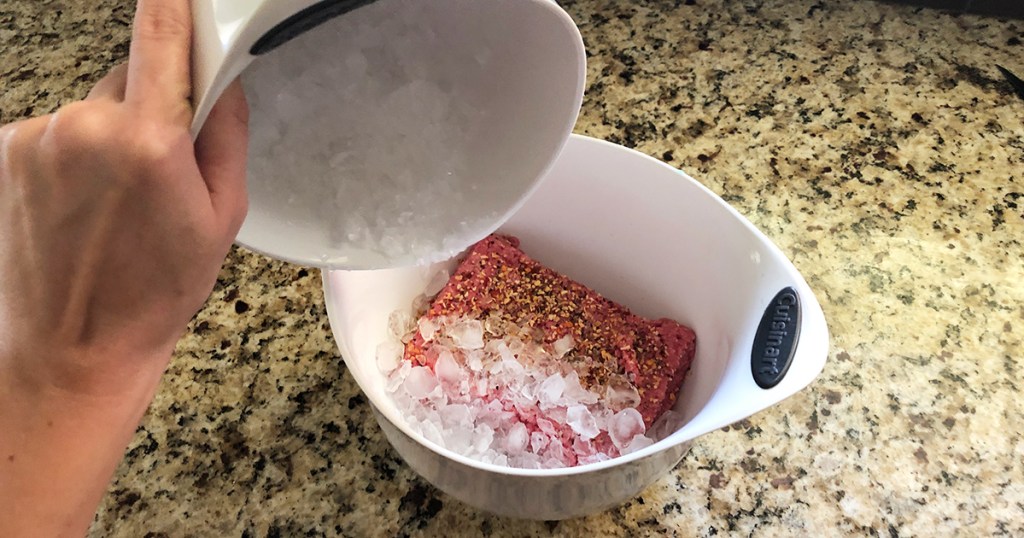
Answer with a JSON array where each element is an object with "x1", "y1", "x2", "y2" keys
[{"x1": 2, "y1": 0, "x2": 1023, "y2": 536}]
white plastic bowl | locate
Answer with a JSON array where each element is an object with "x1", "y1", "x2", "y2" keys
[
  {"x1": 190, "y1": 0, "x2": 586, "y2": 269},
  {"x1": 323, "y1": 135, "x2": 829, "y2": 519}
]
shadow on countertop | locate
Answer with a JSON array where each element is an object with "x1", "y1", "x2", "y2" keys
[{"x1": 885, "y1": 0, "x2": 1023, "y2": 19}]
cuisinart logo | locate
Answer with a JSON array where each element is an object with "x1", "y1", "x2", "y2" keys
[{"x1": 750, "y1": 287, "x2": 801, "y2": 389}]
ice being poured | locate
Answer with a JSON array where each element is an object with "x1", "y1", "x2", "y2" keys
[{"x1": 243, "y1": 0, "x2": 503, "y2": 267}]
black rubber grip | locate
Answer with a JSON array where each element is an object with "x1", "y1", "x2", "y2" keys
[
  {"x1": 750, "y1": 287, "x2": 801, "y2": 389},
  {"x1": 250, "y1": 0, "x2": 378, "y2": 56}
]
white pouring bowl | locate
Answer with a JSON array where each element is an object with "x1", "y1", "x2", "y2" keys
[
  {"x1": 323, "y1": 135, "x2": 830, "y2": 520},
  {"x1": 190, "y1": 0, "x2": 586, "y2": 269}
]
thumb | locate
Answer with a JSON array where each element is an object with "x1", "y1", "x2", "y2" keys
[{"x1": 195, "y1": 79, "x2": 250, "y2": 237}]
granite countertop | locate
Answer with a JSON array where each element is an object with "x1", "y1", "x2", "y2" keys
[{"x1": 3, "y1": 0, "x2": 1023, "y2": 536}]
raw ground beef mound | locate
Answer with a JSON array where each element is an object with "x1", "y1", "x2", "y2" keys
[{"x1": 405, "y1": 234, "x2": 696, "y2": 427}]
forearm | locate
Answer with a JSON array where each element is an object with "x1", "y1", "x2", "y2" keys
[{"x1": 0, "y1": 352, "x2": 168, "y2": 537}]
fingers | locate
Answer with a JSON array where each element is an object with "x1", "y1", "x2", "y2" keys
[
  {"x1": 194, "y1": 79, "x2": 249, "y2": 237},
  {"x1": 126, "y1": 0, "x2": 193, "y2": 125},
  {"x1": 86, "y1": 64, "x2": 129, "y2": 102}
]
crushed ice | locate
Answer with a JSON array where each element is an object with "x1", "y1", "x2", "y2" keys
[
  {"x1": 379, "y1": 310, "x2": 670, "y2": 469},
  {"x1": 244, "y1": 0, "x2": 501, "y2": 265}
]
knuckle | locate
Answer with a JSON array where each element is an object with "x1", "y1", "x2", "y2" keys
[
  {"x1": 130, "y1": 125, "x2": 190, "y2": 171},
  {"x1": 45, "y1": 102, "x2": 114, "y2": 153},
  {"x1": 1, "y1": 122, "x2": 27, "y2": 157},
  {"x1": 134, "y1": 3, "x2": 191, "y2": 43},
  {"x1": 41, "y1": 103, "x2": 192, "y2": 187},
  {"x1": 4, "y1": 124, "x2": 41, "y2": 168},
  {"x1": 40, "y1": 102, "x2": 127, "y2": 183}
]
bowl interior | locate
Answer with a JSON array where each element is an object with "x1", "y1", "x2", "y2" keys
[
  {"x1": 238, "y1": 0, "x2": 585, "y2": 268},
  {"x1": 324, "y1": 135, "x2": 828, "y2": 473}
]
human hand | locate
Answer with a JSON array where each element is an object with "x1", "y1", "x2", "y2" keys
[
  {"x1": 0, "y1": 0, "x2": 249, "y2": 396},
  {"x1": 0, "y1": 1, "x2": 249, "y2": 535}
]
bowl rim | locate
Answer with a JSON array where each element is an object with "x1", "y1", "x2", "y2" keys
[{"x1": 322, "y1": 134, "x2": 828, "y2": 477}]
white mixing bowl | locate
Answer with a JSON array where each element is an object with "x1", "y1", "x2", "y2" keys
[{"x1": 323, "y1": 135, "x2": 829, "y2": 519}]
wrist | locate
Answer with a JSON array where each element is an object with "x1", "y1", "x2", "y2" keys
[
  {"x1": 0, "y1": 339, "x2": 173, "y2": 403},
  {"x1": 0, "y1": 343, "x2": 169, "y2": 538}
]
